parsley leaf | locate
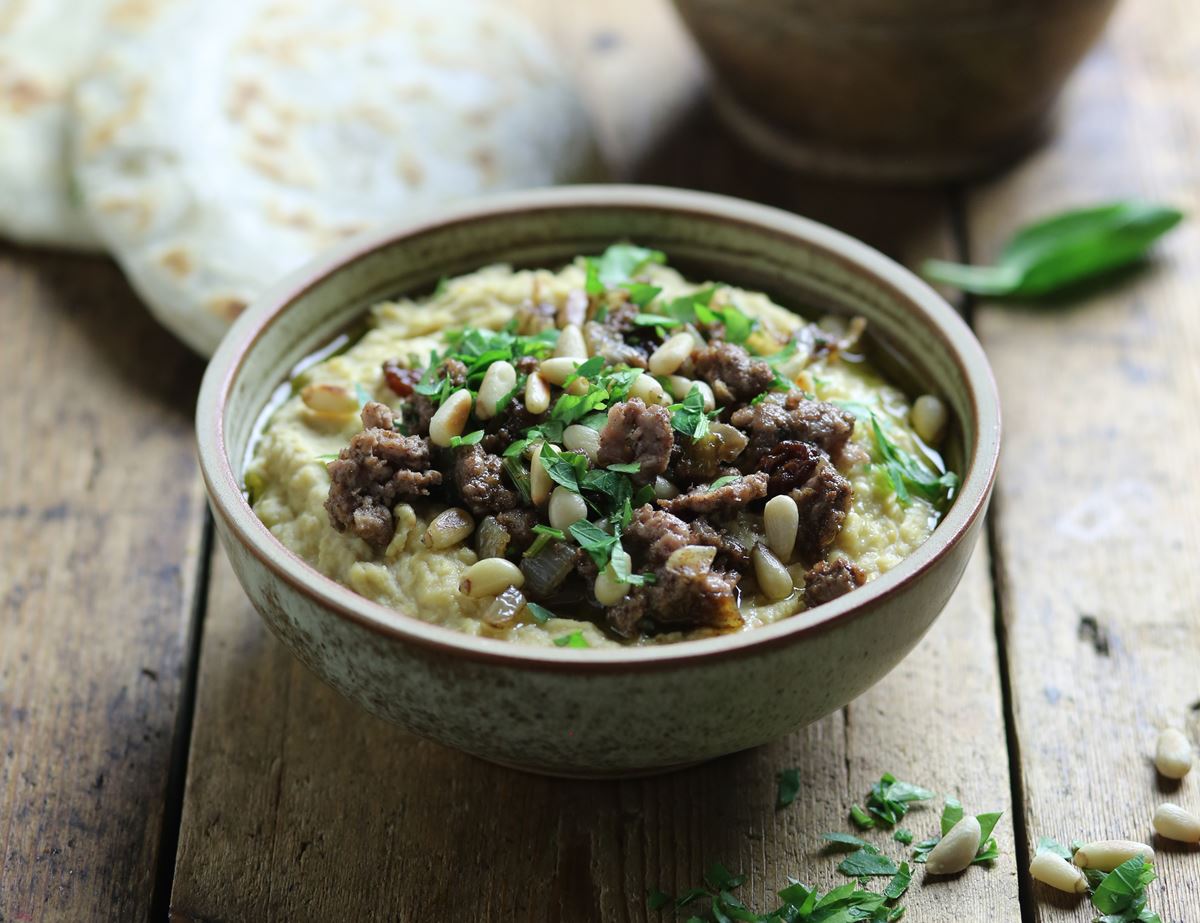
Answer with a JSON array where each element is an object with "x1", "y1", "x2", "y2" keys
[
  {"x1": 626, "y1": 283, "x2": 662, "y2": 307},
  {"x1": 837, "y1": 849, "x2": 899, "y2": 878},
  {"x1": 883, "y1": 862, "x2": 912, "y2": 901},
  {"x1": 704, "y1": 863, "x2": 746, "y2": 892},
  {"x1": 569, "y1": 520, "x2": 619, "y2": 569},
  {"x1": 861, "y1": 773, "x2": 935, "y2": 828},
  {"x1": 850, "y1": 804, "x2": 876, "y2": 830},
  {"x1": 940, "y1": 798, "x2": 964, "y2": 836},
  {"x1": 776, "y1": 768, "x2": 801, "y2": 809},
  {"x1": 1091, "y1": 857, "x2": 1159, "y2": 922},
  {"x1": 670, "y1": 384, "x2": 715, "y2": 440},
  {"x1": 821, "y1": 832, "x2": 871, "y2": 852},
  {"x1": 1035, "y1": 837, "x2": 1073, "y2": 860},
  {"x1": 448, "y1": 429, "x2": 484, "y2": 448},
  {"x1": 893, "y1": 829, "x2": 914, "y2": 846},
  {"x1": 632, "y1": 312, "x2": 681, "y2": 327},
  {"x1": 586, "y1": 244, "x2": 667, "y2": 291},
  {"x1": 538, "y1": 443, "x2": 589, "y2": 492},
  {"x1": 868, "y1": 416, "x2": 958, "y2": 507},
  {"x1": 315, "y1": 453, "x2": 339, "y2": 463},
  {"x1": 913, "y1": 803, "x2": 1004, "y2": 866},
  {"x1": 709, "y1": 475, "x2": 740, "y2": 491},
  {"x1": 524, "y1": 601, "x2": 554, "y2": 625},
  {"x1": 524, "y1": 524, "x2": 566, "y2": 558},
  {"x1": 553, "y1": 630, "x2": 589, "y2": 649}
]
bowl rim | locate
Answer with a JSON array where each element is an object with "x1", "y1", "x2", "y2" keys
[{"x1": 196, "y1": 184, "x2": 1000, "y2": 673}]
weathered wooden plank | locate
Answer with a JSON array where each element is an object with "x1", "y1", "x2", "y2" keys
[
  {"x1": 969, "y1": 3, "x2": 1200, "y2": 919},
  {"x1": 171, "y1": 5, "x2": 1016, "y2": 920},
  {"x1": 0, "y1": 248, "x2": 208, "y2": 921}
]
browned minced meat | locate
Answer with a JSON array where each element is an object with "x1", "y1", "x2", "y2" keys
[
  {"x1": 731, "y1": 392, "x2": 856, "y2": 468},
  {"x1": 763, "y1": 441, "x2": 853, "y2": 561},
  {"x1": 324, "y1": 402, "x2": 442, "y2": 549},
  {"x1": 583, "y1": 300, "x2": 655, "y2": 369},
  {"x1": 382, "y1": 361, "x2": 421, "y2": 398},
  {"x1": 514, "y1": 355, "x2": 540, "y2": 375},
  {"x1": 595, "y1": 399, "x2": 673, "y2": 486},
  {"x1": 495, "y1": 509, "x2": 538, "y2": 556},
  {"x1": 481, "y1": 398, "x2": 546, "y2": 456},
  {"x1": 623, "y1": 505, "x2": 746, "y2": 571},
  {"x1": 804, "y1": 558, "x2": 866, "y2": 608},
  {"x1": 688, "y1": 517, "x2": 751, "y2": 570},
  {"x1": 453, "y1": 444, "x2": 519, "y2": 516},
  {"x1": 657, "y1": 472, "x2": 768, "y2": 519},
  {"x1": 692, "y1": 342, "x2": 777, "y2": 405},
  {"x1": 606, "y1": 559, "x2": 742, "y2": 638}
]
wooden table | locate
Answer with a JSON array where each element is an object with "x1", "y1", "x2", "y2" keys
[{"x1": 3, "y1": 2, "x2": 1198, "y2": 920}]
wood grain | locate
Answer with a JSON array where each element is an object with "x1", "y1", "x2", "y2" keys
[
  {"x1": 969, "y1": 2, "x2": 1200, "y2": 920},
  {"x1": 170, "y1": 3, "x2": 1017, "y2": 920},
  {"x1": 0, "y1": 248, "x2": 207, "y2": 921}
]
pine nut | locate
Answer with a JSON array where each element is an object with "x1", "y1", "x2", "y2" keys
[
  {"x1": 530, "y1": 442, "x2": 555, "y2": 506},
  {"x1": 911, "y1": 394, "x2": 948, "y2": 444},
  {"x1": 666, "y1": 544, "x2": 717, "y2": 571},
  {"x1": 563, "y1": 424, "x2": 600, "y2": 462},
  {"x1": 925, "y1": 815, "x2": 981, "y2": 875},
  {"x1": 1153, "y1": 803, "x2": 1200, "y2": 842},
  {"x1": 565, "y1": 375, "x2": 590, "y2": 396},
  {"x1": 429, "y1": 389, "x2": 473, "y2": 446},
  {"x1": 763, "y1": 495, "x2": 799, "y2": 562},
  {"x1": 554, "y1": 323, "x2": 588, "y2": 359},
  {"x1": 628, "y1": 373, "x2": 667, "y2": 405},
  {"x1": 1155, "y1": 728, "x2": 1193, "y2": 779},
  {"x1": 1073, "y1": 840, "x2": 1154, "y2": 872},
  {"x1": 525, "y1": 371, "x2": 551, "y2": 414},
  {"x1": 538, "y1": 356, "x2": 580, "y2": 385},
  {"x1": 648, "y1": 333, "x2": 695, "y2": 376},
  {"x1": 593, "y1": 566, "x2": 629, "y2": 606},
  {"x1": 665, "y1": 375, "x2": 693, "y2": 400},
  {"x1": 301, "y1": 382, "x2": 358, "y2": 415},
  {"x1": 475, "y1": 360, "x2": 516, "y2": 420},
  {"x1": 459, "y1": 557, "x2": 524, "y2": 597},
  {"x1": 752, "y1": 543, "x2": 794, "y2": 601},
  {"x1": 654, "y1": 476, "x2": 680, "y2": 500},
  {"x1": 693, "y1": 380, "x2": 716, "y2": 412},
  {"x1": 421, "y1": 507, "x2": 475, "y2": 550},
  {"x1": 1030, "y1": 852, "x2": 1088, "y2": 894},
  {"x1": 548, "y1": 486, "x2": 587, "y2": 532}
]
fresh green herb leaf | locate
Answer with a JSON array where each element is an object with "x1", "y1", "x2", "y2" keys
[
  {"x1": 626, "y1": 282, "x2": 662, "y2": 307},
  {"x1": 503, "y1": 438, "x2": 529, "y2": 459},
  {"x1": 675, "y1": 887, "x2": 711, "y2": 909},
  {"x1": 606, "y1": 462, "x2": 642, "y2": 474},
  {"x1": 883, "y1": 862, "x2": 912, "y2": 901},
  {"x1": 501, "y1": 455, "x2": 531, "y2": 505},
  {"x1": 448, "y1": 429, "x2": 484, "y2": 448},
  {"x1": 709, "y1": 475, "x2": 740, "y2": 491},
  {"x1": 863, "y1": 773, "x2": 935, "y2": 828},
  {"x1": 524, "y1": 601, "x2": 554, "y2": 624},
  {"x1": 837, "y1": 849, "x2": 899, "y2": 878},
  {"x1": 922, "y1": 201, "x2": 1183, "y2": 297},
  {"x1": 670, "y1": 384, "x2": 713, "y2": 440},
  {"x1": 1035, "y1": 837, "x2": 1073, "y2": 860},
  {"x1": 565, "y1": 354, "x2": 606, "y2": 385},
  {"x1": 609, "y1": 541, "x2": 653, "y2": 586},
  {"x1": 975, "y1": 812, "x2": 1003, "y2": 848},
  {"x1": 911, "y1": 838, "x2": 939, "y2": 864},
  {"x1": 315, "y1": 453, "x2": 339, "y2": 463},
  {"x1": 569, "y1": 520, "x2": 619, "y2": 569},
  {"x1": 632, "y1": 312, "x2": 682, "y2": 327},
  {"x1": 647, "y1": 888, "x2": 672, "y2": 911},
  {"x1": 553, "y1": 630, "x2": 589, "y2": 649},
  {"x1": 776, "y1": 768, "x2": 801, "y2": 809},
  {"x1": 585, "y1": 258, "x2": 603, "y2": 296},
  {"x1": 704, "y1": 862, "x2": 746, "y2": 892},
  {"x1": 821, "y1": 832, "x2": 871, "y2": 852},
  {"x1": 1090, "y1": 857, "x2": 1158, "y2": 921},
  {"x1": 940, "y1": 798, "x2": 964, "y2": 837},
  {"x1": 869, "y1": 416, "x2": 959, "y2": 508},
  {"x1": 850, "y1": 804, "x2": 876, "y2": 830},
  {"x1": 719, "y1": 302, "x2": 755, "y2": 345},
  {"x1": 893, "y1": 829, "x2": 914, "y2": 846},
  {"x1": 523, "y1": 524, "x2": 566, "y2": 559},
  {"x1": 665, "y1": 286, "x2": 719, "y2": 325},
  {"x1": 588, "y1": 244, "x2": 667, "y2": 291},
  {"x1": 538, "y1": 443, "x2": 588, "y2": 492}
]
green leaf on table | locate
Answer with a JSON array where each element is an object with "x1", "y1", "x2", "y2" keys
[
  {"x1": 837, "y1": 848, "x2": 899, "y2": 878},
  {"x1": 850, "y1": 803, "x2": 876, "y2": 830},
  {"x1": 821, "y1": 832, "x2": 872, "y2": 852},
  {"x1": 704, "y1": 862, "x2": 747, "y2": 892},
  {"x1": 862, "y1": 773, "x2": 935, "y2": 827},
  {"x1": 883, "y1": 862, "x2": 912, "y2": 901},
  {"x1": 1034, "y1": 836, "x2": 1073, "y2": 860},
  {"x1": 1090, "y1": 857, "x2": 1160, "y2": 923},
  {"x1": 777, "y1": 768, "x2": 801, "y2": 809},
  {"x1": 940, "y1": 798, "x2": 964, "y2": 837},
  {"x1": 922, "y1": 201, "x2": 1183, "y2": 297},
  {"x1": 893, "y1": 828, "x2": 914, "y2": 846}
]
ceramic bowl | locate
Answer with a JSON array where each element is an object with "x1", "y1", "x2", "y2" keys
[
  {"x1": 670, "y1": 0, "x2": 1118, "y2": 182},
  {"x1": 196, "y1": 185, "x2": 1000, "y2": 777}
]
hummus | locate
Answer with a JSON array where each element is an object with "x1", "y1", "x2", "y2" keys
[{"x1": 247, "y1": 252, "x2": 954, "y2": 648}]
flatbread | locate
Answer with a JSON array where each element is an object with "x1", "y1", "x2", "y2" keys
[
  {"x1": 72, "y1": 0, "x2": 601, "y2": 355},
  {"x1": 0, "y1": 0, "x2": 116, "y2": 249}
]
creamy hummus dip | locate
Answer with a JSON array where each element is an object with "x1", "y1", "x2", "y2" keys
[{"x1": 247, "y1": 247, "x2": 956, "y2": 648}]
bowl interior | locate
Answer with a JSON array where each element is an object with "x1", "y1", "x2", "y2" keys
[{"x1": 207, "y1": 185, "x2": 997, "y2": 661}]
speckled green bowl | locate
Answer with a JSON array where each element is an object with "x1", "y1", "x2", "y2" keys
[{"x1": 196, "y1": 186, "x2": 1000, "y2": 777}]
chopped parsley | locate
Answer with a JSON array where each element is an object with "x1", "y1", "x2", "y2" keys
[
  {"x1": 882, "y1": 863, "x2": 912, "y2": 902},
  {"x1": 524, "y1": 601, "x2": 554, "y2": 624},
  {"x1": 448, "y1": 429, "x2": 484, "y2": 448},
  {"x1": 820, "y1": 832, "x2": 871, "y2": 852},
  {"x1": 853, "y1": 773, "x2": 935, "y2": 829},
  {"x1": 553, "y1": 630, "x2": 589, "y2": 648},
  {"x1": 627, "y1": 283, "x2": 663, "y2": 307},
  {"x1": 776, "y1": 768, "x2": 801, "y2": 809},
  {"x1": 708, "y1": 474, "x2": 740, "y2": 491},
  {"x1": 1089, "y1": 857, "x2": 1160, "y2": 923},
  {"x1": 584, "y1": 243, "x2": 666, "y2": 293},
  {"x1": 869, "y1": 417, "x2": 958, "y2": 507},
  {"x1": 568, "y1": 520, "x2": 618, "y2": 569},
  {"x1": 315, "y1": 453, "x2": 339, "y2": 463},
  {"x1": 837, "y1": 848, "x2": 899, "y2": 878},
  {"x1": 524, "y1": 524, "x2": 565, "y2": 558},
  {"x1": 670, "y1": 383, "x2": 717, "y2": 440},
  {"x1": 893, "y1": 828, "x2": 914, "y2": 846}
]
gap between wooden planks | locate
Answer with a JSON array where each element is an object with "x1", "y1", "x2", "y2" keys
[
  {"x1": 970, "y1": 2, "x2": 1200, "y2": 921},
  {"x1": 169, "y1": 3, "x2": 1018, "y2": 919}
]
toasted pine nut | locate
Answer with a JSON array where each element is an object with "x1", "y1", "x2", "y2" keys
[
  {"x1": 475, "y1": 360, "x2": 516, "y2": 420},
  {"x1": 563, "y1": 424, "x2": 600, "y2": 462},
  {"x1": 301, "y1": 383, "x2": 358, "y2": 415},
  {"x1": 925, "y1": 816, "x2": 981, "y2": 875},
  {"x1": 752, "y1": 543, "x2": 793, "y2": 601},
  {"x1": 1153, "y1": 803, "x2": 1200, "y2": 842},
  {"x1": 665, "y1": 544, "x2": 717, "y2": 571},
  {"x1": 459, "y1": 557, "x2": 524, "y2": 597},
  {"x1": 530, "y1": 442, "x2": 554, "y2": 506},
  {"x1": 693, "y1": 380, "x2": 716, "y2": 412},
  {"x1": 911, "y1": 394, "x2": 948, "y2": 444},
  {"x1": 665, "y1": 375, "x2": 693, "y2": 400},
  {"x1": 429, "y1": 389, "x2": 473, "y2": 447},
  {"x1": 525, "y1": 371, "x2": 551, "y2": 414},
  {"x1": 1030, "y1": 852, "x2": 1088, "y2": 894},
  {"x1": 548, "y1": 486, "x2": 587, "y2": 532},
  {"x1": 565, "y1": 376, "x2": 590, "y2": 396},
  {"x1": 593, "y1": 566, "x2": 629, "y2": 606},
  {"x1": 628, "y1": 373, "x2": 667, "y2": 405},
  {"x1": 538, "y1": 356, "x2": 580, "y2": 385},
  {"x1": 654, "y1": 476, "x2": 680, "y2": 500},
  {"x1": 763, "y1": 495, "x2": 799, "y2": 562},
  {"x1": 554, "y1": 323, "x2": 588, "y2": 359},
  {"x1": 1155, "y1": 728, "x2": 1193, "y2": 779},
  {"x1": 648, "y1": 333, "x2": 695, "y2": 376},
  {"x1": 421, "y1": 507, "x2": 475, "y2": 550},
  {"x1": 1073, "y1": 840, "x2": 1154, "y2": 871}
]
